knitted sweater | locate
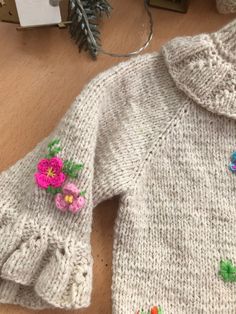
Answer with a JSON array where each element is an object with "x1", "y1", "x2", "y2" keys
[
  {"x1": 217, "y1": 0, "x2": 236, "y2": 13},
  {"x1": 0, "y1": 19, "x2": 236, "y2": 314}
]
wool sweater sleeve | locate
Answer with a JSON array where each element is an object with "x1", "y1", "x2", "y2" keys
[
  {"x1": 0, "y1": 53, "x2": 182, "y2": 310},
  {"x1": 92, "y1": 54, "x2": 183, "y2": 206},
  {"x1": 0, "y1": 138, "x2": 50, "y2": 225},
  {"x1": 216, "y1": 0, "x2": 236, "y2": 13}
]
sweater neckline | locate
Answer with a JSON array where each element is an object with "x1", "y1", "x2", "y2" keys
[{"x1": 162, "y1": 19, "x2": 236, "y2": 119}]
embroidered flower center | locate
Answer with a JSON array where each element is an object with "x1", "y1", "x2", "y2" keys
[
  {"x1": 46, "y1": 167, "x2": 56, "y2": 178},
  {"x1": 64, "y1": 194, "x2": 74, "y2": 204}
]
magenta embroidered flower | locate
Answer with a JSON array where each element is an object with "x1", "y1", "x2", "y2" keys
[
  {"x1": 35, "y1": 157, "x2": 66, "y2": 189},
  {"x1": 34, "y1": 139, "x2": 85, "y2": 214},
  {"x1": 55, "y1": 183, "x2": 85, "y2": 213}
]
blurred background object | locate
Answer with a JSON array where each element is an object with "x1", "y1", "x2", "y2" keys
[
  {"x1": 149, "y1": 0, "x2": 189, "y2": 13},
  {"x1": 0, "y1": 0, "x2": 69, "y2": 23},
  {"x1": 0, "y1": 0, "x2": 19, "y2": 23},
  {"x1": 0, "y1": 0, "x2": 112, "y2": 58},
  {"x1": 0, "y1": 0, "x2": 153, "y2": 59}
]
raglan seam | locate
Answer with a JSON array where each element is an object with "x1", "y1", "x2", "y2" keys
[{"x1": 128, "y1": 98, "x2": 190, "y2": 191}]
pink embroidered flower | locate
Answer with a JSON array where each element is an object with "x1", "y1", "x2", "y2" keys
[
  {"x1": 55, "y1": 183, "x2": 85, "y2": 213},
  {"x1": 35, "y1": 157, "x2": 66, "y2": 189}
]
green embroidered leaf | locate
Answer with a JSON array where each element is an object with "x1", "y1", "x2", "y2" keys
[
  {"x1": 48, "y1": 138, "x2": 60, "y2": 149},
  {"x1": 46, "y1": 138, "x2": 62, "y2": 158},
  {"x1": 46, "y1": 186, "x2": 62, "y2": 195},
  {"x1": 158, "y1": 306, "x2": 163, "y2": 314},
  {"x1": 74, "y1": 164, "x2": 84, "y2": 171},
  {"x1": 219, "y1": 260, "x2": 236, "y2": 282},
  {"x1": 52, "y1": 147, "x2": 62, "y2": 154},
  {"x1": 80, "y1": 191, "x2": 86, "y2": 196},
  {"x1": 63, "y1": 160, "x2": 84, "y2": 179}
]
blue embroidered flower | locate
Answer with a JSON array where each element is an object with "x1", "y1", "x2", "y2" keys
[{"x1": 229, "y1": 151, "x2": 236, "y2": 173}]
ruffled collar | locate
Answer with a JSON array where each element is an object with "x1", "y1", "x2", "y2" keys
[{"x1": 162, "y1": 19, "x2": 236, "y2": 118}]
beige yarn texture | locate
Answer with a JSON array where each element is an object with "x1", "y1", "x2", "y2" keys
[
  {"x1": 216, "y1": 0, "x2": 236, "y2": 13},
  {"x1": 0, "y1": 19, "x2": 236, "y2": 313}
]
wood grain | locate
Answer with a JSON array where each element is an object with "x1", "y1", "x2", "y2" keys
[{"x1": 0, "y1": 0, "x2": 234, "y2": 313}]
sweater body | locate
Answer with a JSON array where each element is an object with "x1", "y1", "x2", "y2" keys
[
  {"x1": 113, "y1": 102, "x2": 236, "y2": 313},
  {"x1": 112, "y1": 19, "x2": 236, "y2": 314}
]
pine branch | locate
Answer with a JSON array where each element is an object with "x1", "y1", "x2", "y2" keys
[
  {"x1": 93, "y1": 0, "x2": 112, "y2": 16},
  {"x1": 68, "y1": 0, "x2": 111, "y2": 58},
  {"x1": 69, "y1": 0, "x2": 99, "y2": 58}
]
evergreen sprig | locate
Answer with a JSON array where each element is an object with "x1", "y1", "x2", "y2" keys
[
  {"x1": 68, "y1": 0, "x2": 111, "y2": 58},
  {"x1": 93, "y1": 0, "x2": 112, "y2": 16}
]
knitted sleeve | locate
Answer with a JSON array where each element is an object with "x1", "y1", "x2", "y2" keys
[
  {"x1": 0, "y1": 53, "x2": 182, "y2": 309},
  {"x1": 216, "y1": 0, "x2": 236, "y2": 13},
  {"x1": 0, "y1": 138, "x2": 49, "y2": 225},
  {"x1": 92, "y1": 53, "x2": 183, "y2": 206}
]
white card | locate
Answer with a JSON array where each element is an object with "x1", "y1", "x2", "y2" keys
[{"x1": 15, "y1": 0, "x2": 62, "y2": 27}]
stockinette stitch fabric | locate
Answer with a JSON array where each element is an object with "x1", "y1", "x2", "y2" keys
[
  {"x1": 0, "y1": 144, "x2": 53, "y2": 308},
  {"x1": 0, "y1": 19, "x2": 236, "y2": 313},
  {"x1": 216, "y1": 0, "x2": 236, "y2": 13}
]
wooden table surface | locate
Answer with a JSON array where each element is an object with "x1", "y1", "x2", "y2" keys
[{"x1": 0, "y1": 0, "x2": 234, "y2": 313}]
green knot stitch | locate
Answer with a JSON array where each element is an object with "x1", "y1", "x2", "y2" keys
[{"x1": 219, "y1": 260, "x2": 236, "y2": 282}]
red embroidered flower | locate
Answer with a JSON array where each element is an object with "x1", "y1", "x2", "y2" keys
[
  {"x1": 35, "y1": 157, "x2": 66, "y2": 189},
  {"x1": 151, "y1": 306, "x2": 159, "y2": 314}
]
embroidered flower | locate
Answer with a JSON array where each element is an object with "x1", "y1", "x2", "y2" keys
[
  {"x1": 219, "y1": 260, "x2": 236, "y2": 282},
  {"x1": 35, "y1": 157, "x2": 66, "y2": 189},
  {"x1": 55, "y1": 183, "x2": 85, "y2": 213},
  {"x1": 150, "y1": 307, "x2": 161, "y2": 314},
  {"x1": 229, "y1": 151, "x2": 236, "y2": 173},
  {"x1": 34, "y1": 139, "x2": 85, "y2": 214},
  {"x1": 136, "y1": 306, "x2": 163, "y2": 314}
]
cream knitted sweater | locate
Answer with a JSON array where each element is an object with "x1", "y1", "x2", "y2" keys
[
  {"x1": 217, "y1": 0, "x2": 236, "y2": 13},
  {"x1": 0, "y1": 19, "x2": 236, "y2": 314}
]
